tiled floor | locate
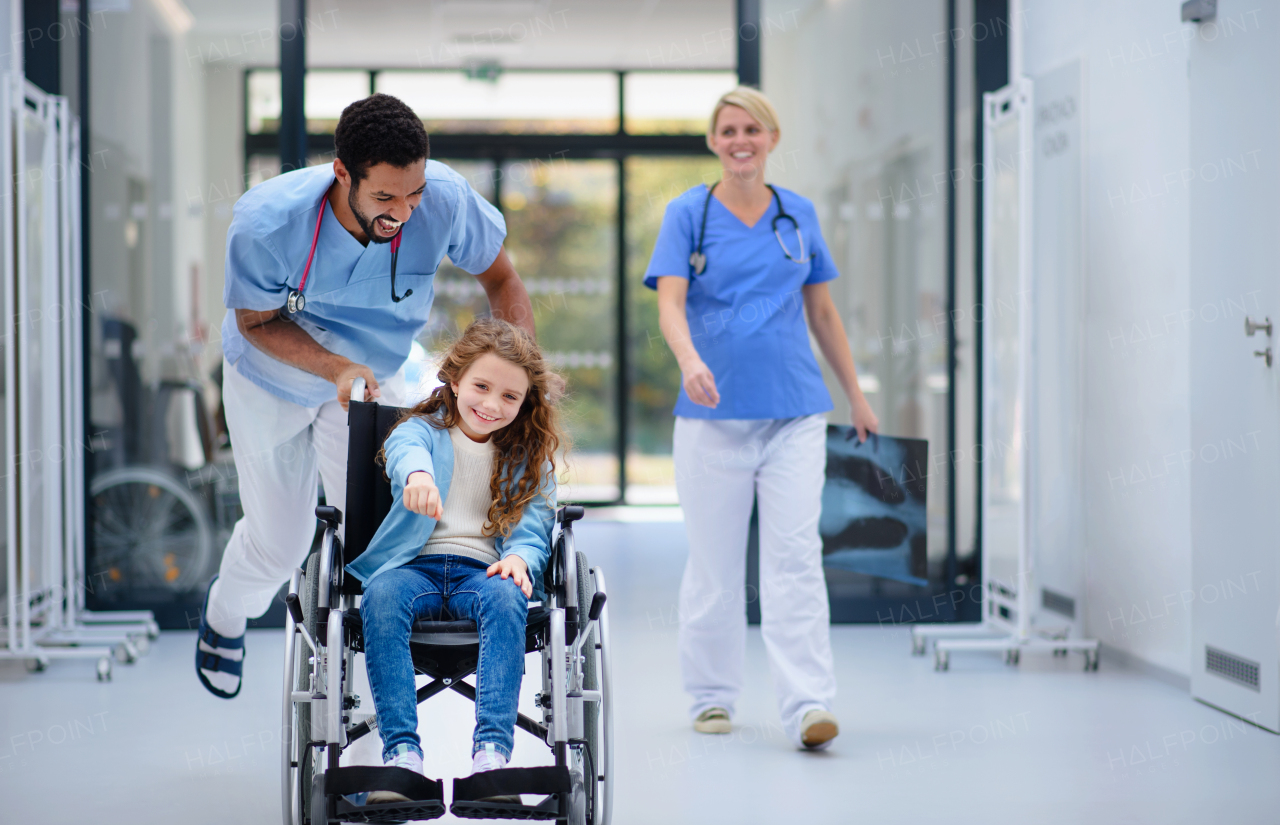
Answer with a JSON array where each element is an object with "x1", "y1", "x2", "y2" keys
[{"x1": 2, "y1": 519, "x2": 1276, "y2": 824}]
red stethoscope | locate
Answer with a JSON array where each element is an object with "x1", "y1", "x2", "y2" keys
[{"x1": 286, "y1": 192, "x2": 409, "y2": 314}]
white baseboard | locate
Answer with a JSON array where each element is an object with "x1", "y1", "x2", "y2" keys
[{"x1": 1099, "y1": 642, "x2": 1189, "y2": 692}]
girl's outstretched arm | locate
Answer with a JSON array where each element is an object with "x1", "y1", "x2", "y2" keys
[
  {"x1": 404, "y1": 471, "x2": 443, "y2": 519},
  {"x1": 384, "y1": 418, "x2": 437, "y2": 490}
]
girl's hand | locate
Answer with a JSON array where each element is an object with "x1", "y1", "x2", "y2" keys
[
  {"x1": 487, "y1": 555, "x2": 532, "y2": 598},
  {"x1": 404, "y1": 471, "x2": 443, "y2": 519},
  {"x1": 851, "y1": 393, "x2": 880, "y2": 444},
  {"x1": 681, "y1": 359, "x2": 720, "y2": 408}
]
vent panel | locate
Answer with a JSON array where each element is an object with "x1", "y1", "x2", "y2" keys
[
  {"x1": 1206, "y1": 646, "x2": 1260, "y2": 692},
  {"x1": 1041, "y1": 588, "x2": 1076, "y2": 619}
]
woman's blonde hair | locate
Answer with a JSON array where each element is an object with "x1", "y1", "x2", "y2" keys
[
  {"x1": 382, "y1": 317, "x2": 568, "y2": 539},
  {"x1": 706, "y1": 86, "x2": 781, "y2": 150}
]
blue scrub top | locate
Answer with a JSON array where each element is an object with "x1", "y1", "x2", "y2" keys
[
  {"x1": 643, "y1": 184, "x2": 838, "y2": 420},
  {"x1": 221, "y1": 162, "x2": 506, "y2": 408}
]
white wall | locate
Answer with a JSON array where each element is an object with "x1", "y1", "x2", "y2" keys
[{"x1": 1021, "y1": 0, "x2": 1195, "y2": 678}]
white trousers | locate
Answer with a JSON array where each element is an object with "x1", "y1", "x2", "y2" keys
[
  {"x1": 206, "y1": 358, "x2": 406, "y2": 634},
  {"x1": 674, "y1": 414, "x2": 836, "y2": 746}
]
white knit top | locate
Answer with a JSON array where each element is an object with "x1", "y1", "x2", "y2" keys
[{"x1": 421, "y1": 427, "x2": 499, "y2": 564}]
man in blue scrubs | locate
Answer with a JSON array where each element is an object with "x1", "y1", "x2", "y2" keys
[{"x1": 195, "y1": 94, "x2": 534, "y2": 698}]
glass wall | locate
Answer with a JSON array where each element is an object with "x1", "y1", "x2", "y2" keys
[
  {"x1": 625, "y1": 155, "x2": 722, "y2": 502},
  {"x1": 624, "y1": 72, "x2": 736, "y2": 134},
  {"x1": 503, "y1": 160, "x2": 619, "y2": 500},
  {"x1": 420, "y1": 158, "x2": 621, "y2": 501},
  {"x1": 763, "y1": 0, "x2": 978, "y2": 599},
  {"x1": 84, "y1": 3, "x2": 237, "y2": 623}
]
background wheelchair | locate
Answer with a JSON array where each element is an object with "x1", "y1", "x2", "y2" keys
[{"x1": 281, "y1": 379, "x2": 614, "y2": 825}]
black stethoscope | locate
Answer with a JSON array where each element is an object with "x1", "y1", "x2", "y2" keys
[
  {"x1": 689, "y1": 182, "x2": 809, "y2": 276},
  {"x1": 286, "y1": 191, "x2": 411, "y2": 314}
]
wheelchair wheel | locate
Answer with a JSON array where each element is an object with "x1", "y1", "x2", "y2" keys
[
  {"x1": 292, "y1": 552, "x2": 324, "y2": 825},
  {"x1": 90, "y1": 466, "x2": 214, "y2": 594},
  {"x1": 576, "y1": 551, "x2": 600, "y2": 825}
]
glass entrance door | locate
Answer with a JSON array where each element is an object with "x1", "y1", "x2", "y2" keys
[{"x1": 420, "y1": 159, "x2": 619, "y2": 502}]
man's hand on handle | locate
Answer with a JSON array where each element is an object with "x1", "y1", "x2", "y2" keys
[{"x1": 331, "y1": 362, "x2": 381, "y2": 411}]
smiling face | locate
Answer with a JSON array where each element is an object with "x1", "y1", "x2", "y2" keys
[
  {"x1": 708, "y1": 104, "x2": 780, "y2": 181},
  {"x1": 450, "y1": 352, "x2": 532, "y2": 442},
  {"x1": 335, "y1": 158, "x2": 426, "y2": 244}
]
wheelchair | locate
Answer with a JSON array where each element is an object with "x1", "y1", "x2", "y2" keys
[{"x1": 281, "y1": 383, "x2": 614, "y2": 825}]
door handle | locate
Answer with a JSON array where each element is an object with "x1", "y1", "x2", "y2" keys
[
  {"x1": 1254, "y1": 347, "x2": 1272, "y2": 367},
  {"x1": 1245, "y1": 316, "x2": 1272, "y2": 337}
]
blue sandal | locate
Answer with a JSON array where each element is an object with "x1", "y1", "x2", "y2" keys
[{"x1": 195, "y1": 576, "x2": 245, "y2": 699}]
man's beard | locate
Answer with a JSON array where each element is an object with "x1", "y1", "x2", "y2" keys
[{"x1": 348, "y1": 185, "x2": 400, "y2": 244}]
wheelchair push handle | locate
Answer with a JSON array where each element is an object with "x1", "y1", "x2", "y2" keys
[
  {"x1": 572, "y1": 590, "x2": 608, "y2": 660},
  {"x1": 588, "y1": 591, "x2": 607, "y2": 622},
  {"x1": 285, "y1": 592, "x2": 305, "y2": 626},
  {"x1": 285, "y1": 591, "x2": 318, "y2": 653},
  {"x1": 351, "y1": 376, "x2": 367, "y2": 404}
]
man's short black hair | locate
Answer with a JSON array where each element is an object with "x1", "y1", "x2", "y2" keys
[{"x1": 334, "y1": 93, "x2": 429, "y2": 184}]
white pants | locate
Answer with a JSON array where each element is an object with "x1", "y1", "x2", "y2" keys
[
  {"x1": 674, "y1": 414, "x2": 836, "y2": 746},
  {"x1": 206, "y1": 359, "x2": 406, "y2": 634}
]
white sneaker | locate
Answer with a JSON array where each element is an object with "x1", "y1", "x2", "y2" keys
[
  {"x1": 800, "y1": 709, "x2": 840, "y2": 749},
  {"x1": 693, "y1": 707, "x2": 732, "y2": 734},
  {"x1": 472, "y1": 743, "x2": 519, "y2": 805},
  {"x1": 367, "y1": 749, "x2": 424, "y2": 805}
]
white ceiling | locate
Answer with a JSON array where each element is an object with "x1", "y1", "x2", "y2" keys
[{"x1": 182, "y1": 0, "x2": 737, "y2": 70}]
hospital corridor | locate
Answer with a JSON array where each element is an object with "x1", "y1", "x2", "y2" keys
[{"x1": 2, "y1": 1, "x2": 1279, "y2": 824}]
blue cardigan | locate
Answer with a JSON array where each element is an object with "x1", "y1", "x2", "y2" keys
[{"x1": 345, "y1": 414, "x2": 557, "y2": 600}]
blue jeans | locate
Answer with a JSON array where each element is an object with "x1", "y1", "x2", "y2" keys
[{"x1": 361, "y1": 554, "x2": 529, "y2": 762}]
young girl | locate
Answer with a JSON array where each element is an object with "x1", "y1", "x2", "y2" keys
[{"x1": 345, "y1": 317, "x2": 565, "y2": 801}]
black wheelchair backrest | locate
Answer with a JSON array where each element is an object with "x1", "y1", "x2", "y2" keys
[{"x1": 343, "y1": 399, "x2": 410, "y2": 574}]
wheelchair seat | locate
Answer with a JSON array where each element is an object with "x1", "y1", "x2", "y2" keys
[
  {"x1": 411, "y1": 618, "x2": 479, "y2": 645},
  {"x1": 408, "y1": 605, "x2": 551, "y2": 646},
  {"x1": 345, "y1": 605, "x2": 552, "y2": 650}
]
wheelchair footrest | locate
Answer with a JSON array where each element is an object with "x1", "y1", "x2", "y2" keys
[
  {"x1": 327, "y1": 766, "x2": 446, "y2": 823},
  {"x1": 450, "y1": 766, "x2": 570, "y2": 821}
]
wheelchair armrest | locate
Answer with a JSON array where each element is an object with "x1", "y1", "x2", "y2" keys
[{"x1": 557, "y1": 505, "x2": 584, "y2": 526}]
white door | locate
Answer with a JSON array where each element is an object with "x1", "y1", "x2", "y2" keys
[
  {"x1": 1030, "y1": 59, "x2": 1085, "y2": 635},
  {"x1": 1188, "y1": 2, "x2": 1280, "y2": 732}
]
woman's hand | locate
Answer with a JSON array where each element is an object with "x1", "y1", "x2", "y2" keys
[
  {"x1": 657, "y1": 277, "x2": 719, "y2": 409},
  {"x1": 851, "y1": 393, "x2": 880, "y2": 444},
  {"x1": 681, "y1": 359, "x2": 721, "y2": 408},
  {"x1": 487, "y1": 555, "x2": 532, "y2": 598},
  {"x1": 404, "y1": 471, "x2": 443, "y2": 519}
]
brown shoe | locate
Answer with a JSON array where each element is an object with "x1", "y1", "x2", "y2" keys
[
  {"x1": 693, "y1": 707, "x2": 732, "y2": 734},
  {"x1": 800, "y1": 709, "x2": 839, "y2": 748}
]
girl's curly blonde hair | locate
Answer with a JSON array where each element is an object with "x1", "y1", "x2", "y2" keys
[{"x1": 383, "y1": 317, "x2": 567, "y2": 538}]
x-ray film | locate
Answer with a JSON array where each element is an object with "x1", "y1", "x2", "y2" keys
[{"x1": 820, "y1": 427, "x2": 928, "y2": 587}]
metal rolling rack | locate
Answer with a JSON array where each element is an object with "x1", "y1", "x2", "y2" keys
[{"x1": 0, "y1": 75, "x2": 157, "y2": 681}]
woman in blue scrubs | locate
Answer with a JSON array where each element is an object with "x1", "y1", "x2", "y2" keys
[{"x1": 645, "y1": 87, "x2": 879, "y2": 750}]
